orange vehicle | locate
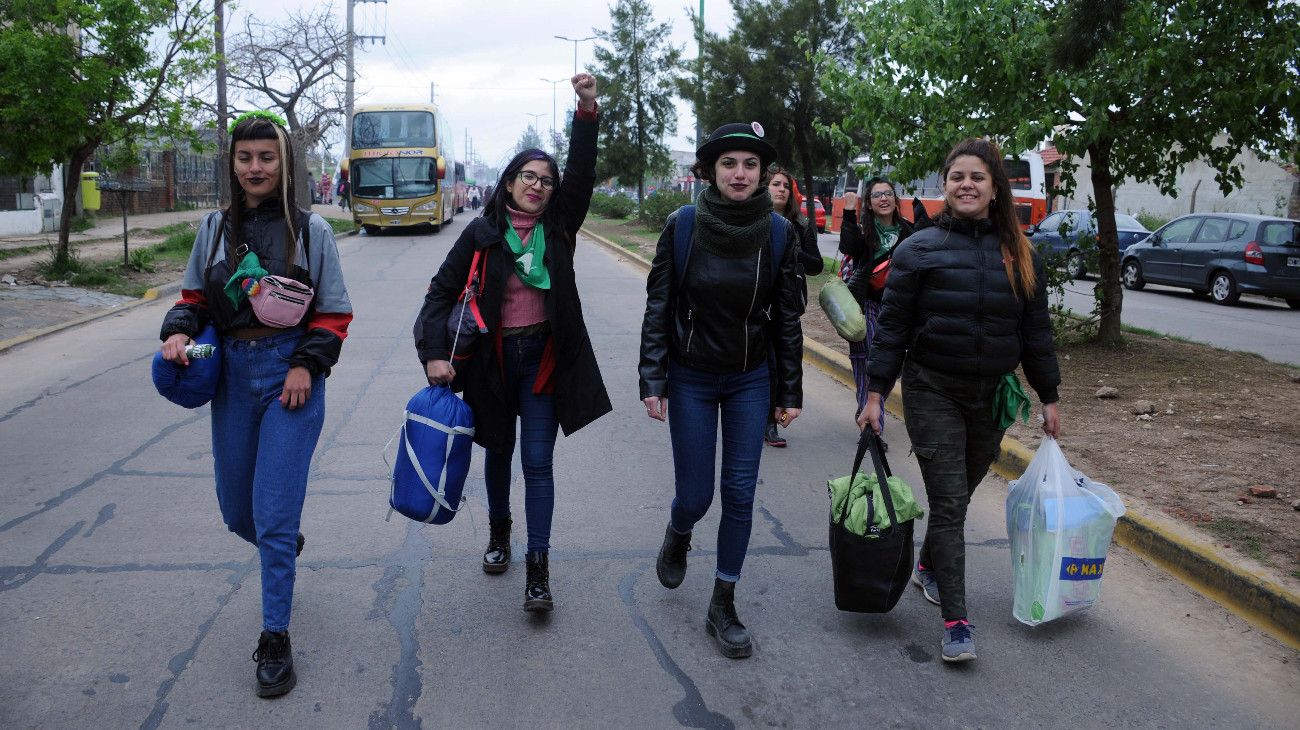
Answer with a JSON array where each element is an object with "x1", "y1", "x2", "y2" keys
[{"x1": 839, "y1": 150, "x2": 1048, "y2": 231}]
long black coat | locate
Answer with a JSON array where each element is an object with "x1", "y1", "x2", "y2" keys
[{"x1": 415, "y1": 112, "x2": 612, "y2": 452}]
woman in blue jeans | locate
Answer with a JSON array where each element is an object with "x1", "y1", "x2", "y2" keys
[
  {"x1": 159, "y1": 111, "x2": 353, "y2": 697},
  {"x1": 639, "y1": 122, "x2": 804, "y2": 658},
  {"x1": 417, "y1": 74, "x2": 611, "y2": 613}
]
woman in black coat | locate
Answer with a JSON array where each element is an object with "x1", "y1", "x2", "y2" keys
[
  {"x1": 838, "y1": 177, "x2": 914, "y2": 424},
  {"x1": 415, "y1": 74, "x2": 611, "y2": 613}
]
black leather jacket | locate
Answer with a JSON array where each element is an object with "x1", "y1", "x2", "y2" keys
[{"x1": 638, "y1": 210, "x2": 804, "y2": 407}]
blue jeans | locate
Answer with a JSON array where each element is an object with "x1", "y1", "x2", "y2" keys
[
  {"x1": 667, "y1": 361, "x2": 769, "y2": 582},
  {"x1": 484, "y1": 332, "x2": 559, "y2": 553},
  {"x1": 211, "y1": 330, "x2": 325, "y2": 632}
]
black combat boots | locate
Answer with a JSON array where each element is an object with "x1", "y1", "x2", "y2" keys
[
  {"x1": 524, "y1": 550, "x2": 553, "y2": 612},
  {"x1": 655, "y1": 524, "x2": 691, "y2": 589},
  {"x1": 483, "y1": 518, "x2": 512, "y2": 574},
  {"x1": 705, "y1": 578, "x2": 753, "y2": 658},
  {"x1": 253, "y1": 630, "x2": 296, "y2": 697}
]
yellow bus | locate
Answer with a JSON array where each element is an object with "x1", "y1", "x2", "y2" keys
[{"x1": 348, "y1": 103, "x2": 459, "y2": 234}]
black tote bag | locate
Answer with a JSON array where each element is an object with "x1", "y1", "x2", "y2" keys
[{"x1": 829, "y1": 428, "x2": 914, "y2": 613}]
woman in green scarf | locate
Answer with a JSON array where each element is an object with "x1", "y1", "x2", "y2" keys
[
  {"x1": 638, "y1": 123, "x2": 805, "y2": 659},
  {"x1": 416, "y1": 74, "x2": 612, "y2": 614}
]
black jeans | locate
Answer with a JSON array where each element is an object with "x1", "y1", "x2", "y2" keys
[{"x1": 902, "y1": 360, "x2": 1005, "y2": 621}]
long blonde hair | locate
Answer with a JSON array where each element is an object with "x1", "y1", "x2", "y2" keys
[{"x1": 941, "y1": 138, "x2": 1037, "y2": 297}]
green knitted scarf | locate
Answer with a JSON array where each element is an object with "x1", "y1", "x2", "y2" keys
[{"x1": 694, "y1": 185, "x2": 773, "y2": 258}]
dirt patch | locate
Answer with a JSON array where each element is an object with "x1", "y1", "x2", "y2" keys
[{"x1": 582, "y1": 215, "x2": 1300, "y2": 590}]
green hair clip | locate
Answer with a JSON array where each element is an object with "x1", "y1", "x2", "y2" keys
[{"x1": 228, "y1": 110, "x2": 288, "y2": 134}]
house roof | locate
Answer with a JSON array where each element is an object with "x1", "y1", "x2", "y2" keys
[{"x1": 1039, "y1": 145, "x2": 1064, "y2": 166}]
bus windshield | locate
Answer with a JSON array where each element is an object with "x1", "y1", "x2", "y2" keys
[
  {"x1": 352, "y1": 157, "x2": 438, "y2": 199},
  {"x1": 1003, "y1": 159, "x2": 1032, "y2": 190},
  {"x1": 352, "y1": 111, "x2": 436, "y2": 149}
]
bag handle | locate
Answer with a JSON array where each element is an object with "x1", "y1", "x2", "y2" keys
[
  {"x1": 837, "y1": 427, "x2": 902, "y2": 536},
  {"x1": 449, "y1": 249, "x2": 487, "y2": 358}
]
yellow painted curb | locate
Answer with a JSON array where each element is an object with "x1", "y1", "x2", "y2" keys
[{"x1": 581, "y1": 223, "x2": 1300, "y2": 651}]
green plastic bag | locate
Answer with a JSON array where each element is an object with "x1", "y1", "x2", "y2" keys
[
  {"x1": 828, "y1": 471, "x2": 924, "y2": 537},
  {"x1": 818, "y1": 277, "x2": 866, "y2": 342}
]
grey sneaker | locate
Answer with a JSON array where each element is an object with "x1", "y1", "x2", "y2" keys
[
  {"x1": 912, "y1": 565, "x2": 940, "y2": 606},
  {"x1": 941, "y1": 622, "x2": 976, "y2": 663}
]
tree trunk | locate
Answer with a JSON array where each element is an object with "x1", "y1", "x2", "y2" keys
[
  {"x1": 1088, "y1": 140, "x2": 1123, "y2": 345},
  {"x1": 56, "y1": 145, "x2": 95, "y2": 266}
]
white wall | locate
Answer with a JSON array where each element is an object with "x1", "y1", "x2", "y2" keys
[
  {"x1": 0, "y1": 209, "x2": 44, "y2": 237},
  {"x1": 1063, "y1": 141, "x2": 1297, "y2": 220}
]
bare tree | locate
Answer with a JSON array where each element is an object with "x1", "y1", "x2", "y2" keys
[{"x1": 225, "y1": 6, "x2": 349, "y2": 209}]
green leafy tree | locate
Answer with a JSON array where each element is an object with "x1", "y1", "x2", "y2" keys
[
  {"x1": 592, "y1": 0, "x2": 682, "y2": 202},
  {"x1": 515, "y1": 125, "x2": 546, "y2": 156},
  {"x1": 826, "y1": 0, "x2": 1300, "y2": 344},
  {"x1": 0, "y1": 0, "x2": 214, "y2": 265},
  {"x1": 694, "y1": 0, "x2": 860, "y2": 222}
]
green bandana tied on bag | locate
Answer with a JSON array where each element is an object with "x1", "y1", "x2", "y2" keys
[
  {"x1": 505, "y1": 221, "x2": 550, "y2": 289},
  {"x1": 828, "y1": 470, "x2": 924, "y2": 537},
  {"x1": 993, "y1": 372, "x2": 1031, "y2": 430},
  {"x1": 223, "y1": 250, "x2": 269, "y2": 307}
]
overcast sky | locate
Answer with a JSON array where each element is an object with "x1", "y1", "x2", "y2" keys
[{"x1": 231, "y1": 1, "x2": 737, "y2": 168}]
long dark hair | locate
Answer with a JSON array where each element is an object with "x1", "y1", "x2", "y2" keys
[
  {"x1": 941, "y1": 138, "x2": 1036, "y2": 296},
  {"x1": 482, "y1": 148, "x2": 561, "y2": 231},
  {"x1": 860, "y1": 176, "x2": 903, "y2": 228},
  {"x1": 767, "y1": 165, "x2": 804, "y2": 224},
  {"x1": 226, "y1": 116, "x2": 301, "y2": 269}
]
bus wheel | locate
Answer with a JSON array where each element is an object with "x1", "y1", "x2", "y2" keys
[
  {"x1": 362, "y1": 225, "x2": 379, "y2": 235},
  {"x1": 431, "y1": 220, "x2": 442, "y2": 234}
]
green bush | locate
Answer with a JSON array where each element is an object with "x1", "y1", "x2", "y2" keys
[
  {"x1": 129, "y1": 248, "x2": 156, "y2": 272},
  {"x1": 590, "y1": 192, "x2": 634, "y2": 219},
  {"x1": 638, "y1": 189, "x2": 691, "y2": 230},
  {"x1": 70, "y1": 270, "x2": 112, "y2": 287},
  {"x1": 1134, "y1": 211, "x2": 1168, "y2": 231}
]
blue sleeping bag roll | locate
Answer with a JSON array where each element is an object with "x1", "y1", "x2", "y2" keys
[
  {"x1": 151, "y1": 324, "x2": 222, "y2": 409},
  {"x1": 389, "y1": 385, "x2": 475, "y2": 525}
]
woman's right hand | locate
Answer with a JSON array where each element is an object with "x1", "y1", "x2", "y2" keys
[
  {"x1": 644, "y1": 396, "x2": 667, "y2": 422},
  {"x1": 161, "y1": 333, "x2": 192, "y2": 366},
  {"x1": 426, "y1": 360, "x2": 455, "y2": 385},
  {"x1": 857, "y1": 392, "x2": 883, "y2": 435}
]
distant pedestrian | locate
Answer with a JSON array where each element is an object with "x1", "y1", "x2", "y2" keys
[
  {"x1": 337, "y1": 175, "x2": 349, "y2": 211},
  {"x1": 157, "y1": 111, "x2": 353, "y2": 697},
  {"x1": 763, "y1": 164, "x2": 823, "y2": 448},
  {"x1": 839, "y1": 177, "x2": 915, "y2": 428},
  {"x1": 415, "y1": 74, "x2": 610, "y2": 613},
  {"x1": 639, "y1": 122, "x2": 803, "y2": 659},
  {"x1": 859, "y1": 137, "x2": 1060, "y2": 664}
]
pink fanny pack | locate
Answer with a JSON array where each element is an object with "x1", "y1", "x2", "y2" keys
[{"x1": 249, "y1": 275, "x2": 315, "y2": 328}]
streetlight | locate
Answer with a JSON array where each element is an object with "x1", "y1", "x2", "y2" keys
[
  {"x1": 525, "y1": 112, "x2": 546, "y2": 149},
  {"x1": 540, "y1": 77, "x2": 565, "y2": 156},
  {"x1": 554, "y1": 34, "x2": 596, "y2": 78}
]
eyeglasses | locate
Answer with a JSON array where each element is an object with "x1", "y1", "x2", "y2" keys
[
  {"x1": 516, "y1": 170, "x2": 556, "y2": 190},
  {"x1": 869, "y1": 190, "x2": 895, "y2": 200}
]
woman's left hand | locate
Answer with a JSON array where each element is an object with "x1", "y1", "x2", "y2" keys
[
  {"x1": 774, "y1": 407, "x2": 801, "y2": 428},
  {"x1": 280, "y1": 366, "x2": 312, "y2": 410},
  {"x1": 1042, "y1": 402, "x2": 1060, "y2": 439},
  {"x1": 572, "y1": 73, "x2": 597, "y2": 110}
]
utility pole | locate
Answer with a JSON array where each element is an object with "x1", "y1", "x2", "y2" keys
[
  {"x1": 343, "y1": 0, "x2": 387, "y2": 158},
  {"x1": 554, "y1": 34, "x2": 596, "y2": 99},
  {"x1": 694, "y1": 0, "x2": 704, "y2": 198},
  {"x1": 214, "y1": 0, "x2": 228, "y2": 205},
  {"x1": 540, "y1": 77, "x2": 564, "y2": 157},
  {"x1": 429, "y1": 81, "x2": 435, "y2": 103}
]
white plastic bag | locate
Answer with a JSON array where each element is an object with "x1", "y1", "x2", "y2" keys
[{"x1": 1006, "y1": 438, "x2": 1126, "y2": 626}]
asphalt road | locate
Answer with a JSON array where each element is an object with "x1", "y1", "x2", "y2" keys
[
  {"x1": 814, "y1": 231, "x2": 1300, "y2": 365},
  {"x1": 1, "y1": 216, "x2": 1296, "y2": 729}
]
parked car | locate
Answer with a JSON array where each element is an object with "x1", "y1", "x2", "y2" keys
[
  {"x1": 811, "y1": 199, "x2": 826, "y2": 233},
  {"x1": 1120, "y1": 213, "x2": 1300, "y2": 308},
  {"x1": 1028, "y1": 209, "x2": 1150, "y2": 279}
]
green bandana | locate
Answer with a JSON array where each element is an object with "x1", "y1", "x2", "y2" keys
[
  {"x1": 504, "y1": 220, "x2": 550, "y2": 290},
  {"x1": 223, "y1": 250, "x2": 268, "y2": 307},
  {"x1": 873, "y1": 220, "x2": 901, "y2": 259},
  {"x1": 993, "y1": 372, "x2": 1031, "y2": 430}
]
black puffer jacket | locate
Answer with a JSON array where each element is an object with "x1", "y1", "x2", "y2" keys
[
  {"x1": 638, "y1": 210, "x2": 804, "y2": 407},
  {"x1": 839, "y1": 208, "x2": 915, "y2": 304},
  {"x1": 866, "y1": 215, "x2": 1060, "y2": 403},
  {"x1": 789, "y1": 213, "x2": 823, "y2": 310}
]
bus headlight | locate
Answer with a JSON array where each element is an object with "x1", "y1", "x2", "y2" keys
[
  {"x1": 414, "y1": 200, "x2": 438, "y2": 212},
  {"x1": 352, "y1": 202, "x2": 375, "y2": 213}
]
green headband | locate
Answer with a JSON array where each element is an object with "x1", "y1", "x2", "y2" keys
[{"x1": 228, "y1": 110, "x2": 288, "y2": 134}]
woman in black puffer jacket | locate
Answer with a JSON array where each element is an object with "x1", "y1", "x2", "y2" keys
[{"x1": 859, "y1": 138, "x2": 1061, "y2": 665}]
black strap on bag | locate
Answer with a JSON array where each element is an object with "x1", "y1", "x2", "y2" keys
[{"x1": 836, "y1": 427, "x2": 901, "y2": 536}]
